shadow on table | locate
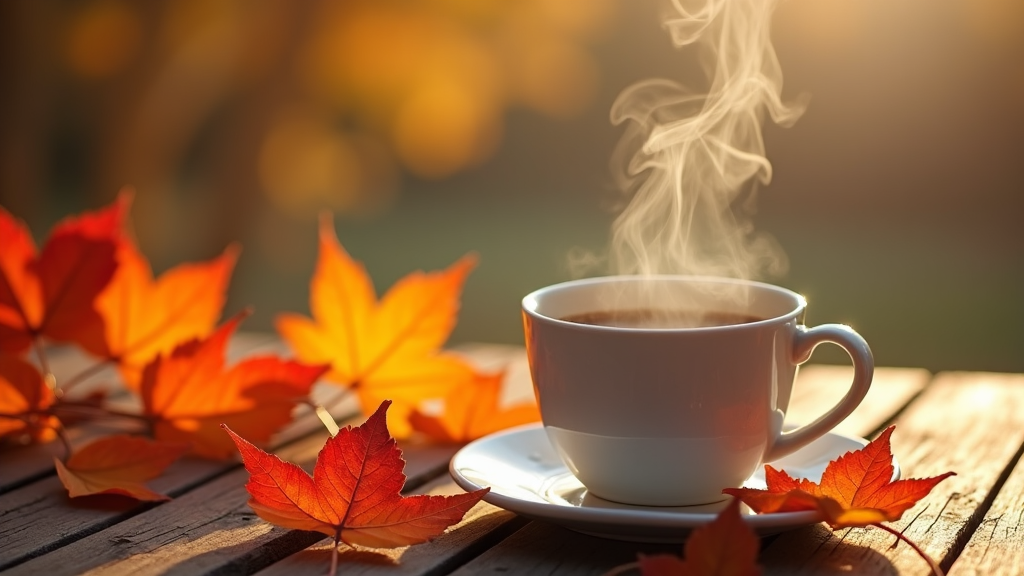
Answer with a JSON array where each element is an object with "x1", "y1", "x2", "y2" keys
[{"x1": 760, "y1": 523, "x2": 902, "y2": 575}]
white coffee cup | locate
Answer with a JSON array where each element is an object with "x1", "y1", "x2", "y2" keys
[{"x1": 521, "y1": 275, "x2": 873, "y2": 506}]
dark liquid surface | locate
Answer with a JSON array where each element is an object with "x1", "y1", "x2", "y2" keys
[{"x1": 561, "y1": 309, "x2": 764, "y2": 329}]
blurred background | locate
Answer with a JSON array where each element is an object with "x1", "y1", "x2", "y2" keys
[{"x1": 1, "y1": 0, "x2": 1021, "y2": 372}]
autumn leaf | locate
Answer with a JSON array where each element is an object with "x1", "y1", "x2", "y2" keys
[
  {"x1": 724, "y1": 426, "x2": 955, "y2": 528},
  {"x1": 0, "y1": 354, "x2": 59, "y2": 442},
  {"x1": 636, "y1": 498, "x2": 761, "y2": 576},
  {"x1": 276, "y1": 214, "x2": 477, "y2": 437},
  {"x1": 76, "y1": 235, "x2": 239, "y2": 389},
  {"x1": 0, "y1": 193, "x2": 126, "y2": 353},
  {"x1": 409, "y1": 370, "x2": 540, "y2": 443},
  {"x1": 53, "y1": 434, "x2": 189, "y2": 501},
  {"x1": 223, "y1": 400, "x2": 488, "y2": 549},
  {"x1": 141, "y1": 311, "x2": 327, "y2": 459}
]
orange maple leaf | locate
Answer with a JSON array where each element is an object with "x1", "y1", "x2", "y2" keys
[
  {"x1": 0, "y1": 354, "x2": 59, "y2": 442},
  {"x1": 276, "y1": 214, "x2": 477, "y2": 437},
  {"x1": 76, "y1": 234, "x2": 239, "y2": 389},
  {"x1": 0, "y1": 193, "x2": 125, "y2": 353},
  {"x1": 724, "y1": 426, "x2": 955, "y2": 528},
  {"x1": 637, "y1": 498, "x2": 761, "y2": 576},
  {"x1": 223, "y1": 400, "x2": 488, "y2": 549},
  {"x1": 141, "y1": 312, "x2": 327, "y2": 459},
  {"x1": 409, "y1": 370, "x2": 540, "y2": 443},
  {"x1": 53, "y1": 434, "x2": 189, "y2": 501}
]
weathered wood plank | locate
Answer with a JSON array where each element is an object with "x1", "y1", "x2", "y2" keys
[
  {"x1": 0, "y1": 333, "x2": 307, "y2": 493},
  {"x1": 0, "y1": 456, "x2": 226, "y2": 571},
  {"x1": 0, "y1": 346, "x2": 124, "y2": 494},
  {"x1": 759, "y1": 371, "x2": 1024, "y2": 575},
  {"x1": 0, "y1": 337, "x2": 944, "y2": 576},
  {"x1": 0, "y1": 340, "x2": 519, "y2": 571},
  {"x1": 943, "y1": 374, "x2": 1024, "y2": 576},
  {"x1": 449, "y1": 521, "x2": 679, "y2": 576},
  {"x1": 248, "y1": 362, "x2": 928, "y2": 576},
  {"x1": 788, "y1": 365, "x2": 930, "y2": 438},
  {"x1": 2, "y1": 430, "x2": 460, "y2": 575},
  {"x1": 0, "y1": 391, "x2": 358, "y2": 572},
  {"x1": 254, "y1": 480, "x2": 529, "y2": 576},
  {"x1": 420, "y1": 366, "x2": 928, "y2": 575}
]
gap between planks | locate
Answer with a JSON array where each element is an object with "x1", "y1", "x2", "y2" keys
[
  {"x1": 424, "y1": 365, "x2": 934, "y2": 576},
  {"x1": 942, "y1": 372, "x2": 1024, "y2": 576},
  {"x1": 2, "y1": 344, "x2": 946, "y2": 576},
  {"x1": 0, "y1": 342, "x2": 526, "y2": 575},
  {"x1": 0, "y1": 376, "x2": 357, "y2": 570},
  {"x1": 0, "y1": 333, "x2": 303, "y2": 494},
  {"x1": 758, "y1": 371, "x2": 1024, "y2": 576}
]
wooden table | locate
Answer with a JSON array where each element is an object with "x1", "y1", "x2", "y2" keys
[{"x1": 2, "y1": 343, "x2": 1023, "y2": 575}]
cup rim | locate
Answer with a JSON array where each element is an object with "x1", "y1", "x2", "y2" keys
[{"x1": 522, "y1": 274, "x2": 806, "y2": 333}]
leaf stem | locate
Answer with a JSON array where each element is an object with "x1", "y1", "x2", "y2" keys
[
  {"x1": 313, "y1": 404, "x2": 340, "y2": 436},
  {"x1": 55, "y1": 400, "x2": 144, "y2": 418},
  {"x1": 873, "y1": 523, "x2": 944, "y2": 576},
  {"x1": 0, "y1": 412, "x2": 71, "y2": 458},
  {"x1": 60, "y1": 359, "x2": 114, "y2": 393},
  {"x1": 32, "y1": 336, "x2": 58, "y2": 397},
  {"x1": 302, "y1": 387, "x2": 356, "y2": 436},
  {"x1": 329, "y1": 528, "x2": 342, "y2": 576},
  {"x1": 53, "y1": 421, "x2": 73, "y2": 463}
]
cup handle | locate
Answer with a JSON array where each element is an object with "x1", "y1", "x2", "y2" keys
[{"x1": 763, "y1": 324, "x2": 874, "y2": 462}]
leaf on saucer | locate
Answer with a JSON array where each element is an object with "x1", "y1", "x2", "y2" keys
[
  {"x1": 408, "y1": 370, "x2": 540, "y2": 443},
  {"x1": 724, "y1": 426, "x2": 955, "y2": 528},
  {"x1": 636, "y1": 498, "x2": 761, "y2": 576}
]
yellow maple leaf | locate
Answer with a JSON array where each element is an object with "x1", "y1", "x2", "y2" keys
[{"x1": 276, "y1": 214, "x2": 477, "y2": 437}]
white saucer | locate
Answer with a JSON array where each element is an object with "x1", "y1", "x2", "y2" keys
[{"x1": 449, "y1": 424, "x2": 899, "y2": 542}]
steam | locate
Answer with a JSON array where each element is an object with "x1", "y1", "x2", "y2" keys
[{"x1": 608, "y1": 0, "x2": 805, "y2": 281}]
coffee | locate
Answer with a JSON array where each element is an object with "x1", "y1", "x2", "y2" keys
[{"x1": 561, "y1": 309, "x2": 762, "y2": 329}]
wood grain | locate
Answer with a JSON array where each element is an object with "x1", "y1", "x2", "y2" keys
[
  {"x1": 2, "y1": 429, "x2": 460, "y2": 575},
  {"x1": 0, "y1": 347, "x2": 124, "y2": 494},
  {"x1": 788, "y1": 365, "x2": 930, "y2": 438},
  {"x1": 8, "y1": 336, "x2": 1020, "y2": 576},
  {"x1": 0, "y1": 401, "x2": 357, "y2": 573},
  {"x1": 255, "y1": 479, "x2": 528, "y2": 576},
  {"x1": 0, "y1": 333, "x2": 308, "y2": 493},
  {"x1": 448, "y1": 520, "x2": 680, "y2": 576},
  {"x1": 759, "y1": 371, "x2": 1024, "y2": 575},
  {"x1": 437, "y1": 365, "x2": 925, "y2": 576},
  {"x1": 943, "y1": 373, "x2": 1024, "y2": 576}
]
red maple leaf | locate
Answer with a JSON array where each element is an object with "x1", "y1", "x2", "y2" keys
[
  {"x1": 0, "y1": 193, "x2": 126, "y2": 353},
  {"x1": 53, "y1": 434, "x2": 189, "y2": 501},
  {"x1": 77, "y1": 234, "x2": 238, "y2": 389},
  {"x1": 141, "y1": 312, "x2": 327, "y2": 459},
  {"x1": 223, "y1": 400, "x2": 487, "y2": 552},
  {"x1": 724, "y1": 426, "x2": 955, "y2": 528},
  {"x1": 0, "y1": 354, "x2": 59, "y2": 442},
  {"x1": 635, "y1": 498, "x2": 761, "y2": 576}
]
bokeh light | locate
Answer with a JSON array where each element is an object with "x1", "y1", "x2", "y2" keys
[{"x1": 1, "y1": 0, "x2": 1022, "y2": 373}]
